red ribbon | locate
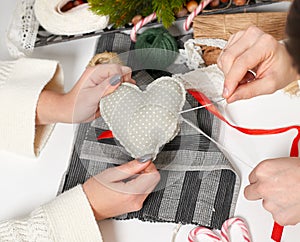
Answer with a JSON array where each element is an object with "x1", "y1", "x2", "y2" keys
[
  {"x1": 97, "y1": 130, "x2": 113, "y2": 140},
  {"x1": 188, "y1": 90, "x2": 300, "y2": 242},
  {"x1": 187, "y1": 90, "x2": 300, "y2": 158}
]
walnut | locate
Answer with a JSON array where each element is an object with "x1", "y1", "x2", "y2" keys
[{"x1": 198, "y1": 45, "x2": 222, "y2": 66}]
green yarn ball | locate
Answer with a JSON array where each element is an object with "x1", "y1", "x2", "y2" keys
[{"x1": 134, "y1": 27, "x2": 179, "y2": 70}]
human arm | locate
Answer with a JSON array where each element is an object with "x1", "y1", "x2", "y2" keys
[
  {"x1": 217, "y1": 26, "x2": 300, "y2": 103},
  {"x1": 0, "y1": 186, "x2": 103, "y2": 242},
  {"x1": 0, "y1": 58, "x2": 134, "y2": 157},
  {"x1": 244, "y1": 157, "x2": 300, "y2": 226},
  {"x1": 0, "y1": 58, "x2": 64, "y2": 157},
  {"x1": 0, "y1": 159, "x2": 160, "y2": 241}
]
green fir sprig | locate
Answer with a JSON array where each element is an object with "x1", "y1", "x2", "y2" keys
[
  {"x1": 88, "y1": 0, "x2": 186, "y2": 28},
  {"x1": 153, "y1": 0, "x2": 186, "y2": 28}
]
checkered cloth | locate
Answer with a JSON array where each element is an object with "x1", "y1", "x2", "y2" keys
[{"x1": 59, "y1": 33, "x2": 240, "y2": 229}]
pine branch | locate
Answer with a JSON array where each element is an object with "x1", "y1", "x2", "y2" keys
[
  {"x1": 88, "y1": 0, "x2": 152, "y2": 27},
  {"x1": 88, "y1": 0, "x2": 186, "y2": 28},
  {"x1": 152, "y1": 0, "x2": 186, "y2": 28}
]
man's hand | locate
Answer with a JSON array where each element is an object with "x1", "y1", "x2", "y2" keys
[
  {"x1": 244, "y1": 157, "x2": 300, "y2": 226},
  {"x1": 217, "y1": 26, "x2": 298, "y2": 103}
]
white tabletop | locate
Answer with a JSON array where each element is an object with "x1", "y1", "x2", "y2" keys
[{"x1": 1, "y1": 1, "x2": 300, "y2": 242}]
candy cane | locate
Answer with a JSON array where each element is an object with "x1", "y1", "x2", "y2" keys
[
  {"x1": 188, "y1": 227, "x2": 221, "y2": 242},
  {"x1": 188, "y1": 217, "x2": 251, "y2": 242},
  {"x1": 221, "y1": 218, "x2": 251, "y2": 242},
  {"x1": 130, "y1": 12, "x2": 157, "y2": 42},
  {"x1": 184, "y1": 0, "x2": 214, "y2": 31}
]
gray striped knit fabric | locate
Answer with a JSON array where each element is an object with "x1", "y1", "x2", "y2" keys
[{"x1": 59, "y1": 33, "x2": 240, "y2": 229}]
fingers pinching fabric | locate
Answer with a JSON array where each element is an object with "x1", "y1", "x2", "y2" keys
[{"x1": 100, "y1": 77, "x2": 186, "y2": 159}]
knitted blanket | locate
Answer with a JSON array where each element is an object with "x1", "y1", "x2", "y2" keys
[{"x1": 59, "y1": 33, "x2": 240, "y2": 229}]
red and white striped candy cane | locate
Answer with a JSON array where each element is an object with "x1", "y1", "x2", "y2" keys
[
  {"x1": 183, "y1": 0, "x2": 213, "y2": 31},
  {"x1": 188, "y1": 226, "x2": 221, "y2": 242},
  {"x1": 130, "y1": 12, "x2": 157, "y2": 42},
  {"x1": 221, "y1": 217, "x2": 251, "y2": 242},
  {"x1": 188, "y1": 217, "x2": 251, "y2": 242}
]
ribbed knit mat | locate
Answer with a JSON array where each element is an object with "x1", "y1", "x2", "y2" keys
[{"x1": 59, "y1": 33, "x2": 240, "y2": 229}]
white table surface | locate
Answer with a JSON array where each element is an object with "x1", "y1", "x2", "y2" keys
[{"x1": 1, "y1": 1, "x2": 300, "y2": 242}]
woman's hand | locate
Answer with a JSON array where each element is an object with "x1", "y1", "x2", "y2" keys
[
  {"x1": 36, "y1": 64, "x2": 135, "y2": 124},
  {"x1": 82, "y1": 159, "x2": 160, "y2": 220},
  {"x1": 244, "y1": 157, "x2": 300, "y2": 226},
  {"x1": 217, "y1": 26, "x2": 299, "y2": 103}
]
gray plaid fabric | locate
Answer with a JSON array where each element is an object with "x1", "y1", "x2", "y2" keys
[{"x1": 59, "y1": 33, "x2": 240, "y2": 229}]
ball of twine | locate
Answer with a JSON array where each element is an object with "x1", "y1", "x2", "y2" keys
[
  {"x1": 134, "y1": 27, "x2": 179, "y2": 70},
  {"x1": 88, "y1": 51, "x2": 122, "y2": 67}
]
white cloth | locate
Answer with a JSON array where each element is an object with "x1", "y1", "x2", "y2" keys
[
  {"x1": 0, "y1": 58, "x2": 63, "y2": 157},
  {"x1": 6, "y1": 0, "x2": 109, "y2": 58},
  {"x1": 34, "y1": 0, "x2": 109, "y2": 35},
  {"x1": 0, "y1": 186, "x2": 103, "y2": 242}
]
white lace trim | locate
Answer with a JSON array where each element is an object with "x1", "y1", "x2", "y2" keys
[
  {"x1": 174, "y1": 64, "x2": 224, "y2": 102},
  {"x1": 6, "y1": 0, "x2": 39, "y2": 58}
]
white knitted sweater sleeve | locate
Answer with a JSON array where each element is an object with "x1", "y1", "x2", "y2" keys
[
  {"x1": 0, "y1": 58, "x2": 64, "y2": 157},
  {"x1": 0, "y1": 185, "x2": 103, "y2": 242}
]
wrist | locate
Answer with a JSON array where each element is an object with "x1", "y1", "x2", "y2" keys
[
  {"x1": 36, "y1": 90, "x2": 72, "y2": 124},
  {"x1": 82, "y1": 180, "x2": 103, "y2": 221},
  {"x1": 59, "y1": 92, "x2": 76, "y2": 123}
]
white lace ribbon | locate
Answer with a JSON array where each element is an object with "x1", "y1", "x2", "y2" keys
[{"x1": 6, "y1": 0, "x2": 39, "y2": 58}]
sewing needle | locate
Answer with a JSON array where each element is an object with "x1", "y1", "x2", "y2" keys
[{"x1": 178, "y1": 98, "x2": 225, "y2": 114}]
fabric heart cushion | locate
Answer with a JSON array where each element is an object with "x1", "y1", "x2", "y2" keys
[{"x1": 100, "y1": 77, "x2": 186, "y2": 159}]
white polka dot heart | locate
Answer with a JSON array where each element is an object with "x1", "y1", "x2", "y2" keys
[{"x1": 100, "y1": 77, "x2": 186, "y2": 159}]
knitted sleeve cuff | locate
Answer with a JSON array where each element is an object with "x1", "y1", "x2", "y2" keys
[
  {"x1": 42, "y1": 185, "x2": 103, "y2": 242},
  {"x1": 0, "y1": 58, "x2": 64, "y2": 157}
]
